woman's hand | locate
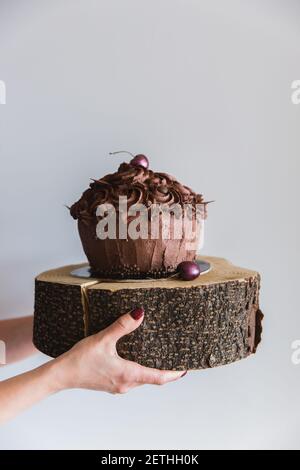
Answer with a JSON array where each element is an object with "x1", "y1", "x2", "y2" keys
[
  {"x1": 0, "y1": 308, "x2": 186, "y2": 423},
  {"x1": 53, "y1": 308, "x2": 186, "y2": 394}
]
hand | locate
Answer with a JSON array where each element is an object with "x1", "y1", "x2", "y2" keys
[
  {"x1": 0, "y1": 308, "x2": 187, "y2": 423},
  {"x1": 53, "y1": 308, "x2": 186, "y2": 394}
]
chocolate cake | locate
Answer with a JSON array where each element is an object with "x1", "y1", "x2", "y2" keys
[{"x1": 70, "y1": 160, "x2": 207, "y2": 279}]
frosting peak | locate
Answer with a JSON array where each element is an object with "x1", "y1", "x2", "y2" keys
[{"x1": 70, "y1": 163, "x2": 205, "y2": 222}]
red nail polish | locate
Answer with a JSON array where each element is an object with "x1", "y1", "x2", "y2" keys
[
  {"x1": 181, "y1": 371, "x2": 188, "y2": 378},
  {"x1": 130, "y1": 307, "x2": 144, "y2": 320}
]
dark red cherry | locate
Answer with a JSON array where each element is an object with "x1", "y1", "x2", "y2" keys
[
  {"x1": 130, "y1": 154, "x2": 149, "y2": 169},
  {"x1": 109, "y1": 151, "x2": 149, "y2": 170},
  {"x1": 178, "y1": 261, "x2": 200, "y2": 281}
]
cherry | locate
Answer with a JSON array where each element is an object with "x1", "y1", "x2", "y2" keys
[
  {"x1": 178, "y1": 261, "x2": 201, "y2": 281},
  {"x1": 109, "y1": 151, "x2": 149, "y2": 169},
  {"x1": 130, "y1": 154, "x2": 149, "y2": 169}
]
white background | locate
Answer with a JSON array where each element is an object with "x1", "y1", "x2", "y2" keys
[{"x1": 0, "y1": 0, "x2": 300, "y2": 450}]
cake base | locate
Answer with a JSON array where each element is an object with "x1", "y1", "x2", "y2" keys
[
  {"x1": 33, "y1": 256, "x2": 263, "y2": 370},
  {"x1": 70, "y1": 260, "x2": 212, "y2": 280}
]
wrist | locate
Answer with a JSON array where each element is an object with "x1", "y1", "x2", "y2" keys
[{"x1": 41, "y1": 356, "x2": 70, "y2": 394}]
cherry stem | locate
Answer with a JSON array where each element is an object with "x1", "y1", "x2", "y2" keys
[{"x1": 109, "y1": 151, "x2": 134, "y2": 158}]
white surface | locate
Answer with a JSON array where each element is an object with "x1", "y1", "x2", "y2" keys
[{"x1": 0, "y1": 0, "x2": 300, "y2": 450}]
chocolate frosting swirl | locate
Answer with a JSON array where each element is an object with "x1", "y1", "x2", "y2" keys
[{"x1": 70, "y1": 162, "x2": 206, "y2": 223}]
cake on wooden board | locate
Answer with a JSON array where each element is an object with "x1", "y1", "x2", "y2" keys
[{"x1": 33, "y1": 152, "x2": 263, "y2": 370}]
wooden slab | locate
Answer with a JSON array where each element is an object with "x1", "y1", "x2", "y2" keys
[{"x1": 33, "y1": 257, "x2": 263, "y2": 370}]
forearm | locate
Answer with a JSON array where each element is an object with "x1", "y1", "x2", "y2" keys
[
  {"x1": 0, "y1": 317, "x2": 37, "y2": 364},
  {"x1": 0, "y1": 360, "x2": 62, "y2": 424}
]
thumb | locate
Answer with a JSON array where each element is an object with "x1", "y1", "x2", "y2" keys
[{"x1": 102, "y1": 307, "x2": 145, "y2": 343}]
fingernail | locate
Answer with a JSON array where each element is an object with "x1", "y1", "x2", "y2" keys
[
  {"x1": 130, "y1": 307, "x2": 144, "y2": 320},
  {"x1": 181, "y1": 371, "x2": 188, "y2": 378}
]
